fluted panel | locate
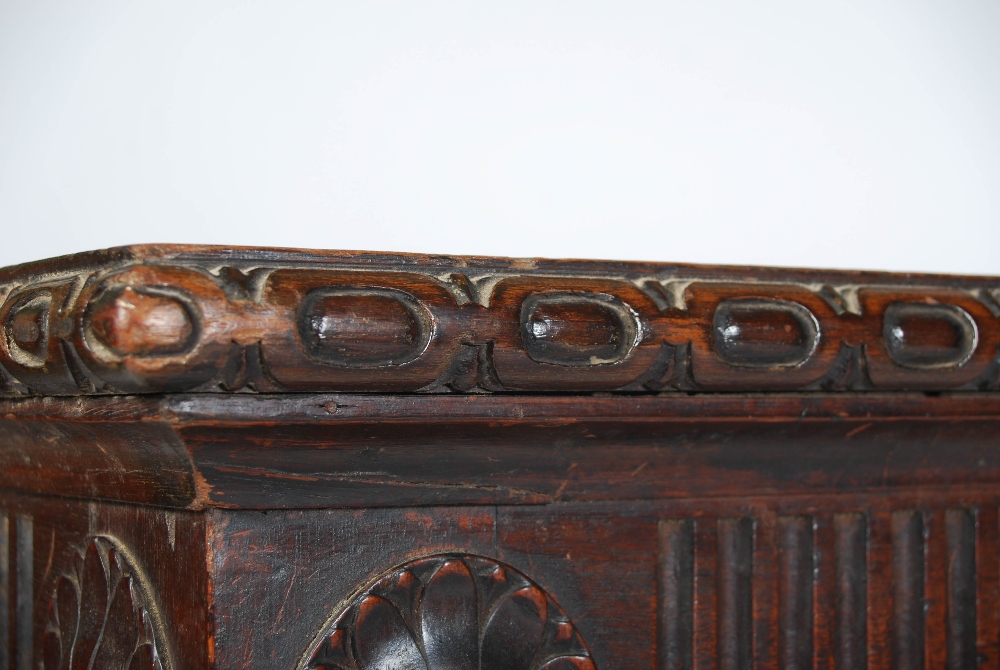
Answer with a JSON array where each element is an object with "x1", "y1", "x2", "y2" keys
[
  {"x1": 832, "y1": 513, "x2": 866, "y2": 670},
  {"x1": 718, "y1": 518, "x2": 753, "y2": 670},
  {"x1": 14, "y1": 516, "x2": 31, "y2": 670},
  {"x1": 0, "y1": 512, "x2": 8, "y2": 670},
  {"x1": 693, "y1": 521, "x2": 718, "y2": 670},
  {"x1": 657, "y1": 506, "x2": 993, "y2": 669},
  {"x1": 778, "y1": 516, "x2": 812, "y2": 670},
  {"x1": 658, "y1": 519, "x2": 694, "y2": 670},
  {"x1": 891, "y1": 510, "x2": 924, "y2": 670},
  {"x1": 977, "y1": 506, "x2": 1000, "y2": 670},
  {"x1": 946, "y1": 508, "x2": 977, "y2": 670}
]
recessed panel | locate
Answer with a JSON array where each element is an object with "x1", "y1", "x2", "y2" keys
[
  {"x1": 297, "y1": 287, "x2": 431, "y2": 367},
  {"x1": 713, "y1": 298, "x2": 819, "y2": 368},
  {"x1": 883, "y1": 303, "x2": 977, "y2": 369},
  {"x1": 520, "y1": 292, "x2": 638, "y2": 366}
]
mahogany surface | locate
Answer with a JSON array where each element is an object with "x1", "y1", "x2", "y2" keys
[{"x1": 2, "y1": 245, "x2": 1000, "y2": 669}]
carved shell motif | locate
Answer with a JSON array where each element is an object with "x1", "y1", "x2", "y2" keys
[
  {"x1": 303, "y1": 555, "x2": 596, "y2": 670},
  {"x1": 41, "y1": 537, "x2": 172, "y2": 670}
]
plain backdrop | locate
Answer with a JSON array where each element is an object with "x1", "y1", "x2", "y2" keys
[{"x1": 0, "y1": 1, "x2": 998, "y2": 274}]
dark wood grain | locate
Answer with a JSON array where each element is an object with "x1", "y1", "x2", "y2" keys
[
  {"x1": 832, "y1": 513, "x2": 866, "y2": 670},
  {"x1": 174, "y1": 417, "x2": 1000, "y2": 509},
  {"x1": 694, "y1": 519, "x2": 719, "y2": 670},
  {"x1": 0, "y1": 513, "x2": 7, "y2": 670},
  {"x1": 302, "y1": 554, "x2": 595, "y2": 670},
  {"x1": 658, "y1": 520, "x2": 694, "y2": 670},
  {"x1": 15, "y1": 516, "x2": 30, "y2": 670},
  {"x1": 890, "y1": 510, "x2": 924, "y2": 670},
  {"x1": 751, "y1": 507, "x2": 778, "y2": 670},
  {"x1": 41, "y1": 537, "x2": 168, "y2": 669},
  {"x1": 496, "y1": 505, "x2": 658, "y2": 670},
  {"x1": 778, "y1": 516, "x2": 812, "y2": 670},
  {"x1": 208, "y1": 507, "x2": 496, "y2": 670},
  {"x1": 2, "y1": 245, "x2": 1000, "y2": 396},
  {"x1": 946, "y1": 508, "x2": 977, "y2": 670},
  {"x1": 867, "y1": 511, "x2": 893, "y2": 670},
  {"x1": 3, "y1": 475, "x2": 1000, "y2": 669},
  {"x1": 717, "y1": 517, "x2": 752, "y2": 670},
  {"x1": 925, "y1": 509, "x2": 948, "y2": 670},
  {"x1": 978, "y1": 505, "x2": 1000, "y2": 670},
  {"x1": 810, "y1": 516, "x2": 834, "y2": 670},
  {"x1": 0, "y1": 493, "x2": 206, "y2": 670},
  {"x1": 0, "y1": 419, "x2": 194, "y2": 508},
  {"x1": 1, "y1": 246, "x2": 998, "y2": 669},
  {"x1": 5, "y1": 393, "x2": 1000, "y2": 510}
]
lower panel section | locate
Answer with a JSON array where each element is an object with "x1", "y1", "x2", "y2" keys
[
  {"x1": 0, "y1": 493, "x2": 207, "y2": 670},
  {"x1": 4, "y1": 492, "x2": 996, "y2": 669},
  {"x1": 205, "y1": 491, "x2": 1000, "y2": 670}
]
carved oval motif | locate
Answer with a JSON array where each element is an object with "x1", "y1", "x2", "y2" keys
[
  {"x1": 3, "y1": 290, "x2": 51, "y2": 368},
  {"x1": 86, "y1": 286, "x2": 198, "y2": 357},
  {"x1": 520, "y1": 292, "x2": 639, "y2": 366},
  {"x1": 883, "y1": 302, "x2": 978, "y2": 369},
  {"x1": 41, "y1": 537, "x2": 173, "y2": 670},
  {"x1": 713, "y1": 298, "x2": 820, "y2": 368},
  {"x1": 301, "y1": 554, "x2": 596, "y2": 670},
  {"x1": 297, "y1": 287, "x2": 432, "y2": 367}
]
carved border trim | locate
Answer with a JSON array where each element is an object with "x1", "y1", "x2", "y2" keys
[{"x1": 2, "y1": 253, "x2": 999, "y2": 395}]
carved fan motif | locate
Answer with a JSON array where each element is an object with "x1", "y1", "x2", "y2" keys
[
  {"x1": 41, "y1": 537, "x2": 171, "y2": 670},
  {"x1": 303, "y1": 555, "x2": 596, "y2": 670}
]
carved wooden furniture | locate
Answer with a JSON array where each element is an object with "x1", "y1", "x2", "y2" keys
[{"x1": 1, "y1": 244, "x2": 999, "y2": 669}]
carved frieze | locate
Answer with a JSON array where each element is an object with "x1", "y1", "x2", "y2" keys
[{"x1": 1, "y1": 245, "x2": 998, "y2": 395}]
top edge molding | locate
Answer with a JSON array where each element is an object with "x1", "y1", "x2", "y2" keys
[{"x1": 1, "y1": 244, "x2": 999, "y2": 397}]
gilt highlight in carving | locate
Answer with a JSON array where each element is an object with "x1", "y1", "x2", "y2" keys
[
  {"x1": 303, "y1": 555, "x2": 596, "y2": 670},
  {"x1": 41, "y1": 537, "x2": 172, "y2": 670}
]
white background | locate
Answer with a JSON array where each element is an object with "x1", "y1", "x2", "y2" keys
[{"x1": 1, "y1": 1, "x2": 998, "y2": 274}]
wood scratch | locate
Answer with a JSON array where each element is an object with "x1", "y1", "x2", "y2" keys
[
  {"x1": 272, "y1": 572, "x2": 297, "y2": 631},
  {"x1": 882, "y1": 444, "x2": 899, "y2": 485},
  {"x1": 846, "y1": 422, "x2": 873, "y2": 439},
  {"x1": 41, "y1": 528, "x2": 56, "y2": 588},
  {"x1": 554, "y1": 479, "x2": 570, "y2": 497}
]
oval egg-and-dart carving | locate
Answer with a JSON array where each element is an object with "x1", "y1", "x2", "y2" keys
[
  {"x1": 298, "y1": 287, "x2": 433, "y2": 367},
  {"x1": 2, "y1": 249, "x2": 1000, "y2": 395},
  {"x1": 71, "y1": 265, "x2": 237, "y2": 393},
  {"x1": 3, "y1": 290, "x2": 51, "y2": 368},
  {"x1": 87, "y1": 286, "x2": 197, "y2": 357},
  {"x1": 712, "y1": 298, "x2": 820, "y2": 368},
  {"x1": 302, "y1": 555, "x2": 596, "y2": 670},
  {"x1": 520, "y1": 292, "x2": 638, "y2": 366},
  {"x1": 41, "y1": 537, "x2": 173, "y2": 670},
  {"x1": 883, "y1": 302, "x2": 978, "y2": 369}
]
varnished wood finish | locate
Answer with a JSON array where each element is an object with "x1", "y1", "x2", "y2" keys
[
  {"x1": 4, "y1": 393, "x2": 1000, "y2": 510},
  {"x1": 0, "y1": 493, "x2": 206, "y2": 670},
  {"x1": 301, "y1": 554, "x2": 595, "y2": 670},
  {"x1": 1, "y1": 246, "x2": 999, "y2": 669},
  {"x1": 2, "y1": 245, "x2": 1000, "y2": 396}
]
